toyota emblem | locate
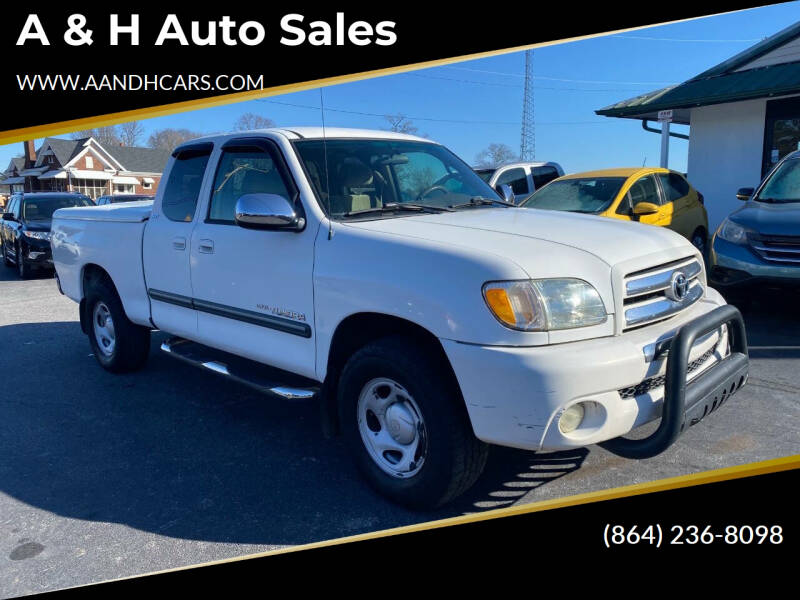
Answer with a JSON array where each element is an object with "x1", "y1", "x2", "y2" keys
[{"x1": 668, "y1": 272, "x2": 689, "y2": 301}]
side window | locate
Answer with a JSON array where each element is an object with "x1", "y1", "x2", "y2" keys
[
  {"x1": 627, "y1": 175, "x2": 661, "y2": 208},
  {"x1": 208, "y1": 148, "x2": 292, "y2": 223},
  {"x1": 11, "y1": 198, "x2": 20, "y2": 217},
  {"x1": 496, "y1": 167, "x2": 529, "y2": 195},
  {"x1": 161, "y1": 149, "x2": 212, "y2": 222},
  {"x1": 532, "y1": 166, "x2": 559, "y2": 189},
  {"x1": 658, "y1": 173, "x2": 691, "y2": 202}
]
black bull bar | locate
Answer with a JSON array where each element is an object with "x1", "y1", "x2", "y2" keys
[{"x1": 601, "y1": 304, "x2": 749, "y2": 459}]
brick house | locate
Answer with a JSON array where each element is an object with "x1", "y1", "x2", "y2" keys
[{"x1": 1, "y1": 137, "x2": 170, "y2": 200}]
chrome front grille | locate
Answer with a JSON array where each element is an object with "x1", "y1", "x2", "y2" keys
[
  {"x1": 622, "y1": 257, "x2": 704, "y2": 330},
  {"x1": 748, "y1": 233, "x2": 800, "y2": 265},
  {"x1": 618, "y1": 345, "x2": 717, "y2": 399}
]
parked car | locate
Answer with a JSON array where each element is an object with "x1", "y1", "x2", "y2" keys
[
  {"x1": 709, "y1": 149, "x2": 800, "y2": 295},
  {"x1": 1, "y1": 192, "x2": 92, "y2": 278},
  {"x1": 96, "y1": 194, "x2": 154, "y2": 206},
  {"x1": 520, "y1": 167, "x2": 710, "y2": 255},
  {"x1": 475, "y1": 161, "x2": 564, "y2": 202},
  {"x1": 51, "y1": 128, "x2": 747, "y2": 509}
]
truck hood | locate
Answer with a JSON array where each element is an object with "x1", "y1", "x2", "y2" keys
[
  {"x1": 730, "y1": 201, "x2": 800, "y2": 235},
  {"x1": 342, "y1": 207, "x2": 691, "y2": 267}
]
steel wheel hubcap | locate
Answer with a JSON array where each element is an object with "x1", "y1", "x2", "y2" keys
[
  {"x1": 92, "y1": 302, "x2": 116, "y2": 356},
  {"x1": 357, "y1": 378, "x2": 427, "y2": 478}
]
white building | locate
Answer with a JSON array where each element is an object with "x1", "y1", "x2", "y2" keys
[{"x1": 597, "y1": 21, "x2": 800, "y2": 232}]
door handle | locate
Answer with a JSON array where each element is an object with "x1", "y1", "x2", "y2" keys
[
  {"x1": 172, "y1": 236, "x2": 186, "y2": 251},
  {"x1": 198, "y1": 239, "x2": 215, "y2": 254}
]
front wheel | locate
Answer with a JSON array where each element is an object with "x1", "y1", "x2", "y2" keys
[
  {"x1": 338, "y1": 336, "x2": 488, "y2": 509},
  {"x1": 16, "y1": 244, "x2": 30, "y2": 279},
  {"x1": 85, "y1": 276, "x2": 151, "y2": 373},
  {"x1": 691, "y1": 228, "x2": 708, "y2": 262}
]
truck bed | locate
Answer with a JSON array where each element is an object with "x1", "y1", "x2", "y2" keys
[{"x1": 51, "y1": 202, "x2": 153, "y2": 328}]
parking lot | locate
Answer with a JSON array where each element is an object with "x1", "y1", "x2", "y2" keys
[{"x1": 1, "y1": 266, "x2": 798, "y2": 597}]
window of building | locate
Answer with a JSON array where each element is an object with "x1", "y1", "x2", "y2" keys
[{"x1": 85, "y1": 156, "x2": 94, "y2": 169}]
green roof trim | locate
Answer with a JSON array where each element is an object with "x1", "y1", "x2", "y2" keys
[{"x1": 597, "y1": 21, "x2": 800, "y2": 120}]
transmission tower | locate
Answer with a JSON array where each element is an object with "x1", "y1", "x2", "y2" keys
[{"x1": 520, "y1": 49, "x2": 535, "y2": 161}]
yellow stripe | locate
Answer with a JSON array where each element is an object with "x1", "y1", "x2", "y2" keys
[
  {"x1": 0, "y1": 7, "x2": 751, "y2": 146},
  {"x1": 83, "y1": 453, "x2": 798, "y2": 589}
]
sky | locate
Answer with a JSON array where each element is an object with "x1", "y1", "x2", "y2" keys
[{"x1": 2, "y1": 2, "x2": 798, "y2": 175}]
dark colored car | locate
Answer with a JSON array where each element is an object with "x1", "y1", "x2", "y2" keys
[
  {"x1": 1, "y1": 192, "x2": 92, "y2": 278},
  {"x1": 95, "y1": 194, "x2": 154, "y2": 206},
  {"x1": 709, "y1": 149, "x2": 800, "y2": 295}
]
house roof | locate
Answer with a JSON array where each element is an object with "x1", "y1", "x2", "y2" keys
[
  {"x1": 35, "y1": 137, "x2": 168, "y2": 174},
  {"x1": 596, "y1": 21, "x2": 800, "y2": 123},
  {"x1": 110, "y1": 145, "x2": 170, "y2": 173},
  {"x1": 4, "y1": 157, "x2": 25, "y2": 174}
]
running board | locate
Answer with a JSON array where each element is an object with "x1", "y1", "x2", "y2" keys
[{"x1": 160, "y1": 337, "x2": 319, "y2": 400}]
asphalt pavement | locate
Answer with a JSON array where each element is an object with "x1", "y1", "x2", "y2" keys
[{"x1": 0, "y1": 266, "x2": 798, "y2": 597}]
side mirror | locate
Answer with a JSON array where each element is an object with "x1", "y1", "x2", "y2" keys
[
  {"x1": 2, "y1": 212, "x2": 15, "y2": 221},
  {"x1": 496, "y1": 184, "x2": 516, "y2": 204},
  {"x1": 633, "y1": 202, "x2": 659, "y2": 216},
  {"x1": 736, "y1": 187, "x2": 754, "y2": 201},
  {"x1": 234, "y1": 193, "x2": 304, "y2": 231}
]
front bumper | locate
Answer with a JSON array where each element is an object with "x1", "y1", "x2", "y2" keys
[
  {"x1": 441, "y1": 288, "x2": 749, "y2": 454},
  {"x1": 20, "y1": 237, "x2": 53, "y2": 268},
  {"x1": 709, "y1": 236, "x2": 800, "y2": 289}
]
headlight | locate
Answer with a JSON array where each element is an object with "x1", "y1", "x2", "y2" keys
[
  {"x1": 483, "y1": 278, "x2": 607, "y2": 331},
  {"x1": 716, "y1": 219, "x2": 751, "y2": 245},
  {"x1": 23, "y1": 231, "x2": 51, "y2": 240}
]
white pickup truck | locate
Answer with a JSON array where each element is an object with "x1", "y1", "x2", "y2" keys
[{"x1": 51, "y1": 128, "x2": 749, "y2": 509}]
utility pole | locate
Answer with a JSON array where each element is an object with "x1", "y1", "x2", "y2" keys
[{"x1": 520, "y1": 49, "x2": 535, "y2": 161}]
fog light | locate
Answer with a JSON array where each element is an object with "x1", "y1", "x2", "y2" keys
[{"x1": 559, "y1": 403, "x2": 585, "y2": 434}]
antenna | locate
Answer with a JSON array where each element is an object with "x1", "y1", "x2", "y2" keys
[
  {"x1": 319, "y1": 89, "x2": 333, "y2": 240},
  {"x1": 520, "y1": 49, "x2": 535, "y2": 161}
]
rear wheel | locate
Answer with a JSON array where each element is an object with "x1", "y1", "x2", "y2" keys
[
  {"x1": 338, "y1": 335, "x2": 488, "y2": 509},
  {"x1": 85, "y1": 276, "x2": 151, "y2": 373},
  {"x1": 691, "y1": 228, "x2": 708, "y2": 262}
]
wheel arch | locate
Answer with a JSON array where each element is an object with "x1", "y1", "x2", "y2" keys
[
  {"x1": 79, "y1": 263, "x2": 118, "y2": 335},
  {"x1": 320, "y1": 312, "x2": 462, "y2": 437}
]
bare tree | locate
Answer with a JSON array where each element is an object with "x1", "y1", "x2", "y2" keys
[
  {"x1": 474, "y1": 143, "x2": 518, "y2": 168},
  {"x1": 384, "y1": 114, "x2": 420, "y2": 136},
  {"x1": 118, "y1": 121, "x2": 145, "y2": 147},
  {"x1": 70, "y1": 126, "x2": 122, "y2": 147},
  {"x1": 147, "y1": 128, "x2": 203, "y2": 152},
  {"x1": 234, "y1": 112, "x2": 276, "y2": 131}
]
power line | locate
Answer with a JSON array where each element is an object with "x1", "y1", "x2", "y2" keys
[
  {"x1": 443, "y1": 65, "x2": 674, "y2": 86},
  {"x1": 407, "y1": 72, "x2": 655, "y2": 92},
  {"x1": 612, "y1": 34, "x2": 761, "y2": 42},
  {"x1": 257, "y1": 98, "x2": 618, "y2": 126}
]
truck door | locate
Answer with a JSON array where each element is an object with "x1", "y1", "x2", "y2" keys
[
  {"x1": 189, "y1": 137, "x2": 317, "y2": 379},
  {"x1": 142, "y1": 142, "x2": 214, "y2": 339}
]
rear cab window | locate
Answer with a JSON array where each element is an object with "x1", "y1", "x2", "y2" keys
[{"x1": 161, "y1": 144, "x2": 213, "y2": 222}]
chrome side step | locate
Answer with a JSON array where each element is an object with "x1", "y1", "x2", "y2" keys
[{"x1": 160, "y1": 337, "x2": 319, "y2": 400}]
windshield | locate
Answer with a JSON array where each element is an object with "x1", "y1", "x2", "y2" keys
[
  {"x1": 22, "y1": 195, "x2": 92, "y2": 220},
  {"x1": 520, "y1": 177, "x2": 626, "y2": 213},
  {"x1": 475, "y1": 168, "x2": 495, "y2": 182},
  {"x1": 111, "y1": 195, "x2": 152, "y2": 203},
  {"x1": 757, "y1": 157, "x2": 800, "y2": 203},
  {"x1": 294, "y1": 139, "x2": 500, "y2": 219}
]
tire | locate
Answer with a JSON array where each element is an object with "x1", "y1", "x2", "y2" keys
[
  {"x1": 16, "y1": 244, "x2": 30, "y2": 279},
  {"x1": 85, "y1": 275, "x2": 151, "y2": 373},
  {"x1": 1, "y1": 240, "x2": 10, "y2": 267},
  {"x1": 338, "y1": 335, "x2": 488, "y2": 509},
  {"x1": 690, "y1": 228, "x2": 708, "y2": 263}
]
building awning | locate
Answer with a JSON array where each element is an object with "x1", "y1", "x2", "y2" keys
[
  {"x1": 66, "y1": 170, "x2": 113, "y2": 180},
  {"x1": 19, "y1": 167, "x2": 48, "y2": 176},
  {"x1": 597, "y1": 62, "x2": 800, "y2": 123},
  {"x1": 0, "y1": 176, "x2": 25, "y2": 185},
  {"x1": 38, "y1": 170, "x2": 66, "y2": 180},
  {"x1": 142, "y1": 177, "x2": 155, "y2": 184},
  {"x1": 112, "y1": 176, "x2": 141, "y2": 185}
]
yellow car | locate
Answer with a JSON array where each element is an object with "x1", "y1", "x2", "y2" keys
[{"x1": 520, "y1": 167, "x2": 709, "y2": 254}]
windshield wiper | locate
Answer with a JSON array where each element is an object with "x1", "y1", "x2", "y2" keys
[
  {"x1": 342, "y1": 203, "x2": 454, "y2": 218},
  {"x1": 448, "y1": 196, "x2": 515, "y2": 209}
]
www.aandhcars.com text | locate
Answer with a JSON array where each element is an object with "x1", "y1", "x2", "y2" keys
[{"x1": 16, "y1": 73, "x2": 265, "y2": 92}]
